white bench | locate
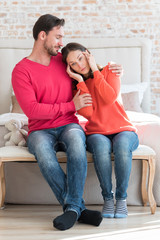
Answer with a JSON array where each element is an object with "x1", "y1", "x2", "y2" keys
[{"x1": 0, "y1": 144, "x2": 156, "y2": 214}]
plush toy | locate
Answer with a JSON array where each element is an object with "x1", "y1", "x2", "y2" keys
[{"x1": 4, "y1": 119, "x2": 28, "y2": 147}]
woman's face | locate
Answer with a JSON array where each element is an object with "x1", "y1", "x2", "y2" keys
[{"x1": 66, "y1": 50, "x2": 90, "y2": 76}]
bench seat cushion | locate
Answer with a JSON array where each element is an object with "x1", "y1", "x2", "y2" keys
[{"x1": 0, "y1": 145, "x2": 156, "y2": 163}]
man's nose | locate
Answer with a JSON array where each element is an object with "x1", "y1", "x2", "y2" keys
[{"x1": 58, "y1": 38, "x2": 63, "y2": 47}]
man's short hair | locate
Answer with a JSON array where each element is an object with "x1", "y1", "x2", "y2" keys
[{"x1": 33, "y1": 14, "x2": 65, "y2": 40}]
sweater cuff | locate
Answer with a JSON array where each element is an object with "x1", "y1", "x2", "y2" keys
[{"x1": 66, "y1": 100, "x2": 76, "y2": 113}]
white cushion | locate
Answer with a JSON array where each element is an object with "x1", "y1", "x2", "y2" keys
[
  {"x1": 121, "y1": 82, "x2": 148, "y2": 104},
  {"x1": 0, "y1": 113, "x2": 28, "y2": 126},
  {"x1": 132, "y1": 144, "x2": 155, "y2": 156},
  {"x1": 0, "y1": 145, "x2": 156, "y2": 160},
  {"x1": 0, "y1": 146, "x2": 34, "y2": 159}
]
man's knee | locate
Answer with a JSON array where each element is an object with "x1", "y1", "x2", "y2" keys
[
  {"x1": 28, "y1": 131, "x2": 54, "y2": 154},
  {"x1": 62, "y1": 124, "x2": 86, "y2": 147}
]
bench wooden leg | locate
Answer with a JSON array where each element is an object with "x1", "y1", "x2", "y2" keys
[
  {"x1": 141, "y1": 158, "x2": 156, "y2": 214},
  {"x1": 0, "y1": 162, "x2": 5, "y2": 209},
  {"x1": 141, "y1": 159, "x2": 148, "y2": 206},
  {"x1": 148, "y1": 156, "x2": 156, "y2": 214}
]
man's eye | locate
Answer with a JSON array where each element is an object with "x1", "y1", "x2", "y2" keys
[{"x1": 71, "y1": 63, "x2": 76, "y2": 66}]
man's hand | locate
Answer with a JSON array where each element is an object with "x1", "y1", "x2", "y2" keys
[
  {"x1": 108, "y1": 62, "x2": 124, "y2": 77},
  {"x1": 73, "y1": 90, "x2": 92, "y2": 111}
]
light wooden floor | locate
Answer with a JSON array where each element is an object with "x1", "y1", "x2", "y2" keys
[{"x1": 0, "y1": 204, "x2": 160, "y2": 240}]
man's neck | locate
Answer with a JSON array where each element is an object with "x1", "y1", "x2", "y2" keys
[{"x1": 27, "y1": 43, "x2": 52, "y2": 66}]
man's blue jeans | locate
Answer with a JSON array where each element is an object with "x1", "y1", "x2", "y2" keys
[
  {"x1": 86, "y1": 131, "x2": 139, "y2": 200},
  {"x1": 27, "y1": 123, "x2": 87, "y2": 218}
]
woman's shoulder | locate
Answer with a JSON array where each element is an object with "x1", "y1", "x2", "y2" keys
[{"x1": 98, "y1": 64, "x2": 109, "y2": 75}]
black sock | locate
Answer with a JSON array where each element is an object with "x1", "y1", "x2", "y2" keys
[
  {"x1": 78, "y1": 209, "x2": 102, "y2": 226},
  {"x1": 53, "y1": 211, "x2": 77, "y2": 231}
]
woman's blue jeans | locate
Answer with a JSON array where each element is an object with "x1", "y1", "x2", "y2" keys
[
  {"x1": 86, "y1": 131, "x2": 139, "y2": 200},
  {"x1": 27, "y1": 123, "x2": 87, "y2": 218}
]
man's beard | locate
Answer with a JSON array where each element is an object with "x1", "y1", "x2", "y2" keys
[{"x1": 44, "y1": 42, "x2": 60, "y2": 56}]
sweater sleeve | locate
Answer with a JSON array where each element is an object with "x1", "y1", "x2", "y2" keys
[
  {"x1": 73, "y1": 81, "x2": 93, "y2": 119},
  {"x1": 12, "y1": 66, "x2": 76, "y2": 120},
  {"x1": 93, "y1": 65, "x2": 121, "y2": 104}
]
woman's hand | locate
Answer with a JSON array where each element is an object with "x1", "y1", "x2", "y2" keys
[
  {"x1": 108, "y1": 62, "x2": 124, "y2": 77},
  {"x1": 83, "y1": 51, "x2": 98, "y2": 73},
  {"x1": 67, "y1": 65, "x2": 83, "y2": 83}
]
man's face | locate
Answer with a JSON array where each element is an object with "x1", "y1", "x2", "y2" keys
[{"x1": 43, "y1": 26, "x2": 64, "y2": 56}]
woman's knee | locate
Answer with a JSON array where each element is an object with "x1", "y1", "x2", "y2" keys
[
  {"x1": 113, "y1": 131, "x2": 139, "y2": 153},
  {"x1": 87, "y1": 134, "x2": 112, "y2": 155}
]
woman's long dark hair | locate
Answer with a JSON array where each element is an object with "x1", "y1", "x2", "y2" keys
[{"x1": 62, "y1": 42, "x2": 103, "y2": 89}]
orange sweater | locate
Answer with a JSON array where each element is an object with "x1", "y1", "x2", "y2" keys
[{"x1": 76, "y1": 65, "x2": 137, "y2": 135}]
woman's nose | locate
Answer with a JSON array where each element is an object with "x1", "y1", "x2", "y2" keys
[{"x1": 77, "y1": 62, "x2": 82, "y2": 68}]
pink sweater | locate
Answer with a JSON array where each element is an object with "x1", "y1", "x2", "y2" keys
[{"x1": 12, "y1": 53, "x2": 78, "y2": 134}]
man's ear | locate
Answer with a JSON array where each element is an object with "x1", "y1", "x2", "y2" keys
[{"x1": 39, "y1": 31, "x2": 47, "y2": 40}]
